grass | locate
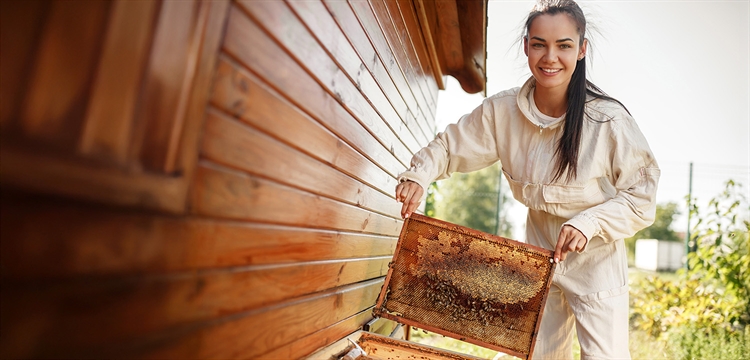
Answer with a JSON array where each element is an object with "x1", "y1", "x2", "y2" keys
[{"x1": 408, "y1": 328, "x2": 500, "y2": 359}]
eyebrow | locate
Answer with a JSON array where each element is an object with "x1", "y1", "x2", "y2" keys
[{"x1": 530, "y1": 36, "x2": 575, "y2": 43}]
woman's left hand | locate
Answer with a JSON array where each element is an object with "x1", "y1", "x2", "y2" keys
[{"x1": 554, "y1": 225, "x2": 587, "y2": 263}]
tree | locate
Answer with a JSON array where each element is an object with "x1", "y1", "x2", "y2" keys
[
  {"x1": 634, "y1": 202, "x2": 682, "y2": 241},
  {"x1": 625, "y1": 202, "x2": 681, "y2": 264},
  {"x1": 431, "y1": 163, "x2": 513, "y2": 237}
]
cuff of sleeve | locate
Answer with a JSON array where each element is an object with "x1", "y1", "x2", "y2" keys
[
  {"x1": 564, "y1": 213, "x2": 599, "y2": 253},
  {"x1": 397, "y1": 172, "x2": 429, "y2": 203}
]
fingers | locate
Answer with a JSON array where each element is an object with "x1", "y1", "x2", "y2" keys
[
  {"x1": 554, "y1": 225, "x2": 587, "y2": 263},
  {"x1": 395, "y1": 181, "x2": 424, "y2": 219}
]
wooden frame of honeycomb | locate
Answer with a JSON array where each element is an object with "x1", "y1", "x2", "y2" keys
[{"x1": 373, "y1": 214, "x2": 556, "y2": 359}]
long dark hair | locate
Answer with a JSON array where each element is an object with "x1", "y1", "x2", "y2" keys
[{"x1": 525, "y1": 0, "x2": 629, "y2": 182}]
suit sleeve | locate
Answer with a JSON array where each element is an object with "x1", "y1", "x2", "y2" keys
[
  {"x1": 564, "y1": 114, "x2": 661, "y2": 247},
  {"x1": 397, "y1": 99, "x2": 501, "y2": 200}
]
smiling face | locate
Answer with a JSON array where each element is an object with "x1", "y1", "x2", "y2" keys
[{"x1": 524, "y1": 13, "x2": 587, "y2": 94}]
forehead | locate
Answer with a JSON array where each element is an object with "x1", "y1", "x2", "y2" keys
[{"x1": 528, "y1": 13, "x2": 580, "y2": 39}]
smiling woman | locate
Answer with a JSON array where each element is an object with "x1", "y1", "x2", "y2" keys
[
  {"x1": 524, "y1": 13, "x2": 586, "y2": 109},
  {"x1": 395, "y1": 0, "x2": 660, "y2": 359}
]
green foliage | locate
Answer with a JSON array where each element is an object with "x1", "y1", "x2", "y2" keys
[
  {"x1": 432, "y1": 164, "x2": 513, "y2": 237},
  {"x1": 409, "y1": 328, "x2": 499, "y2": 359},
  {"x1": 667, "y1": 324, "x2": 750, "y2": 359},
  {"x1": 637, "y1": 201, "x2": 682, "y2": 241},
  {"x1": 424, "y1": 182, "x2": 438, "y2": 218},
  {"x1": 625, "y1": 202, "x2": 681, "y2": 265},
  {"x1": 630, "y1": 180, "x2": 750, "y2": 358}
]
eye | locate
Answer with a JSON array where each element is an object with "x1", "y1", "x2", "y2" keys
[
  {"x1": 560, "y1": 44, "x2": 572, "y2": 49},
  {"x1": 531, "y1": 43, "x2": 544, "y2": 49}
]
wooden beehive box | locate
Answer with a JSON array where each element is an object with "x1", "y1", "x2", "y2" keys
[{"x1": 372, "y1": 214, "x2": 556, "y2": 359}]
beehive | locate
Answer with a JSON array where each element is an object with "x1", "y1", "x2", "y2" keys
[{"x1": 373, "y1": 214, "x2": 556, "y2": 359}]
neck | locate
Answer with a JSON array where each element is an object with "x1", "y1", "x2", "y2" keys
[{"x1": 533, "y1": 85, "x2": 568, "y2": 118}]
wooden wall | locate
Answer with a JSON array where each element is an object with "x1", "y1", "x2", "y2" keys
[{"x1": 0, "y1": 0, "x2": 469, "y2": 358}]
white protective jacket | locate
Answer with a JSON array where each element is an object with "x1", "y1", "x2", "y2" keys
[{"x1": 398, "y1": 76, "x2": 660, "y2": 259}]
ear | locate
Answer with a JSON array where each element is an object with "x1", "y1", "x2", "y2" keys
[
  {"x1": 523, "y1": 36, "x2": 529, "y2": 56},
  {"x1": 578, "y1": 38, "x2": 588, "y2": 60}
]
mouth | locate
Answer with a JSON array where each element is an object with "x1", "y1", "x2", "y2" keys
[{"x1": 540, "y1": 68, "x2": 562, "y2": 75}]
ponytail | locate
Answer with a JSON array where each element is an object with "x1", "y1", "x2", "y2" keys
[{"x1": 552, "y1": 57, "x2": 587, "y2": 182}]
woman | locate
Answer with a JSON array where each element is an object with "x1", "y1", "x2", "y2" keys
[{"x1": 395, "y1": 0, "x2": 660, "y2": 358}]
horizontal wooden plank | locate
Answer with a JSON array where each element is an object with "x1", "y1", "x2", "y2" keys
[
  {"x1": 190, "y1": 163, "x2": 402, "y2": 236},
  {"x1": 201, "y1": 110, "x2": 399, "y2": 219},
  {"x1": 213, "y1": 24, "x2": 405, "y2": 177},
  {"x1": 322, "y1": 0, "x2": 435, "y2": 144},
  {"x1": 0, "y1": 258, "x2": 388, "y2": 358},
  {"x1": 283, "y1": 0, "x2": 431, "y2": 148},
  {"x1": 236, "y1": 0, "x2": 422, "y2": 155},
  {"x1": 0, "y1": 196, "x2": 398, "y2": 279},
  {"x1": 391, "y1": 0, "x2": 439, "y2": 132},
  {"x1": 138, "y1": 279, "x2": 384, "y2": 359},
  {"x1": 347, "y1": 0, "x2": 435, "y2": 124},
  {"x1": 260, "y1": 311, "x2": 373, "y2": 360},
  {"x1": 379, "y1": 0, "x2": 438, "y2": 135},
  {"x1": 368, "y1": 0, "x2": 437, "y2": 118},
  {"x1": 222, "y1": 4, "x2": 413, "y2": 168},
  {"x1": 396, "y1": 0, "x2": 438, "y2": 138},
  {"x1": 210, "y1": 58, "x2": 403, "y2": 187},
  {"x1": 248, "y1": 0, "x2": 422, "y2": 149},
  {"x1": 0, "y1": 143, "x2": 188, "y2": 214}
]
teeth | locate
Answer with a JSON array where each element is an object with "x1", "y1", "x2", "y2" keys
[{"x1": 541, "y1": 68, "x2": 561, "y2": 73}]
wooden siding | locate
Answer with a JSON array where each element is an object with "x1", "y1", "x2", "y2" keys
[{"x1": 0, "y1": 0, "x2": 481, "y2": 358}]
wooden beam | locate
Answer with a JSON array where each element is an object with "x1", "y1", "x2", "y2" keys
[{"x1": 435, "y1": 0, "x2": 463, "y2": 72}]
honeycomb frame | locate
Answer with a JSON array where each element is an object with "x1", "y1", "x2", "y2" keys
[{"x1": 374, "y1": 214, "x2": 556, "y2": 359}]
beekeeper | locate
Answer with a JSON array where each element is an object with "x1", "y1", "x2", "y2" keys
[{"x1": 394, "y1": 0, "x2": 660, "y2": 359}]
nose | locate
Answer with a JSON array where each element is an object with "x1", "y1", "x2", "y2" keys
[{"x1": 542, "y1": 47, "x2": 558, "y2": 62}]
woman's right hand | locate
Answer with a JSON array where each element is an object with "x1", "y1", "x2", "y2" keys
[{"x1": 395, "y1": 180, "x2": 424, "y2": 219}]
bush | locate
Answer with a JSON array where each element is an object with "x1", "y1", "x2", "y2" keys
[{"x1": 630, "y1": 180, "x2": 750, "y2": 358}]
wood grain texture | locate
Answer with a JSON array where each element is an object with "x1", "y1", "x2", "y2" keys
[
  {"x1": 0, "y1": 196, "x2": 397, "y2": 279},
  {"x1": 434, "y1": 0, "x2": 464, "y2": 71},
  {"x1": 1, "y1": 0, "x2": 230, "y2": 214},
  {"x1": 0, "y1": 144, "x2": 187, "y2": 213},
  {"x1": 232, "y1": 1, "x2": 422, "y2": 156},
  {"x1": 78, "y1": 0, "x2": 159, "y2": 165},
  {"x1": 0, "y1": 0, "x2": 49, "y2": 129},
  {"x1": 20, "y1": 0, "x2": 110, "y2": 148},
  {"x1": 323, "y1": 0, "x2": 435, "y2": 143},
  {"x1": 131, "y1": 0, "x2": 201, "y2": 173},
  {"x1": 139, "y1": 279, "x2": 383, "y2": 359},
  {"x1": 383, "y1": 1, "x2": 438, "y2": 140},
  {"x1": 240, "y1": 0, "x2": 417, "y2": 148},
  {"x1": 222, "y1": 5, "x2": 412, "y2": 168},
  {"x1": 284, "y1": 0, "x2": 431, "y2": 147},
  {"x1": 201, "y1": 110, "x2": 400, "y2": 219},
  {"x1": 0, "y1": 257, "x2": 388, "y2": 358},
  {"x1": 209, "y1": 58, "x2": 401, "y2": 189},
  {"x1": 348, "y1": 0, "x2": 436, "y2": 122},
  {"x1": 190, "y1": 163, "x2": 402, "y2": 236},
  {"x1": 259, "y1": 310, "x2": 374, "y2": 360},
  {"x1": 392, "y1": 0, "x2": 439, "y2": 133},
  {"x1": 369, "y1": 0, "x2": 437, "y2": 117},
  {"x1": 414, "y1": 0, "x2": 445, "y2": 87},
  {"x1": 377, "y1": 0, "x2": 439, "y2": 116}
]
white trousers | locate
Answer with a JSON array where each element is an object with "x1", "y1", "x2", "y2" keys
[{"x1": 527, "y1": 211, "x2": 631, "y2": 359}]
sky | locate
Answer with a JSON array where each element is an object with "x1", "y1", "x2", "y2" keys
[{"x1": 434, "y1": 0, "x2": 750, "y2": 240}]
